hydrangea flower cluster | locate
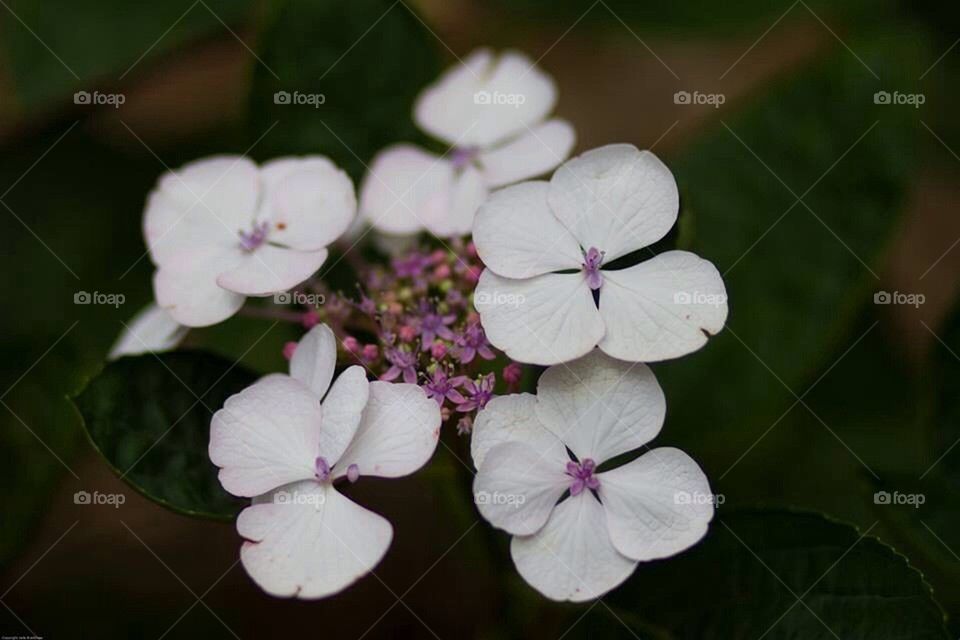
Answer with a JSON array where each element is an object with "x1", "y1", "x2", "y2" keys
[{"x1": 111, "y1": 45, "x2": 730, "y2": 605}]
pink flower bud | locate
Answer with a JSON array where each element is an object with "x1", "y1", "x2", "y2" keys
[
  {"x1": 433, "y1": 264, "x2": 451, "y2": 279},
  {"x1": 399, "y1": 325, "x2": 417, "y2": 342},
  {"x1": 362, "y1": 344, "x2": 379, "y2": 361},
  {"x1": 343, "y1": 336, "x2": 359, "y2": 352},
  {"x1": 282, "y1": 341, "x2": 298, "y2": 360},
  {"x1": 301, "y1": 309, "x2": 320, "y2": 328},
  {"x1": 431, "y1": 341, "x2": 447, "y2": 359}
]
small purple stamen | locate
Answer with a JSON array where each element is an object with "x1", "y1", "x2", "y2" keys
[
  {"x1": 314, "y1": 456, "x2": 331, "y2": 482},
  {"x1": 239, "y1": 221, "x2": 270, "y2": 252},
  {"x1": 346, "y1": 464, "x2": 360, "y2": 484},
  {"x1": 451, "y1": 146, "x2": 479, "y2": 171},
  {"x1": 582, "y1": 247, "x2": 604, "y2": 291},
  {"x1": 566, "y1": 458, "x2": 600, "y2": 496}
]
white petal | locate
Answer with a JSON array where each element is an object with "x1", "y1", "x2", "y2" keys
[
  {"x1": 359, "y1": 144, "x2": 454, "y2": 236},
  {"x1": 510, "y1": 492, "x2": 636, "y2": 602},
  {"x1": 424, "y1": 164, "x2": 487, "y2": 238},
  {"x1": 472, "y1": 181, "x2": 582, "y2": 279},
  {"x1": 145, "y1": 156, "x2": 259, "y2": 264},
  {"x1": 209, "y1": 375, "x2": 321, "y2": 497},
  {"x1": 598, "y1": 447, "x2": 713, "y2": 561},
  {"x1": 548, "y1": 145, "x2": 678, "y2": 262},
  {"x1": 479, "y1": 119, "x2": 575, "y2": 188},
  {"x1": 258, "y1": 156, "x2": 357, "y2": 251},
  {"x1": 473, "y1": 269, "x2": 603, "y2": 366},
  {"x1": 414, "y1": 49, "x2": 558, "y2": 148},
  {"x1": 152, "y1": 246, "x2": 245, "y2": 327},
  {"x1": 474, "y1": 442, "x2": 569, "y2": 536},
  {"x1": 216, "y1": 245, "x2": 328, "y2": 296},
  {"x1": 238, "y1": 481, "x2": 392, "y2": 599},
  {"x1": 108, "y1": 303, "x2": 188, "y2": 360},
  {"x1": 471, "y1": 393, "x2": 567, "y2": 469},
  {"x1": 289, "y1": 324, "x2": 337, "y2": 398},
  {"x1": 334, "y1": 382, "x2": 440, "y2": 479},
  {"x1": 535, "y1": 350, "x2": 665, "y2": 463},
  {"x1": 598, "y1": 250, "x2": 728, "y2": 362},
  {"x1": 319, "y1": 366, "x2": 370, "y2": 466}
]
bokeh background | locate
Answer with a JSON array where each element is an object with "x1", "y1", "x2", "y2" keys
[{"x1": 2, "y1": 0, "x2": 960, "y2": 638}]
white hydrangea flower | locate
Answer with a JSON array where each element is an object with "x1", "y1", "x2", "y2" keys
[
  {"x1": 108, "y1": 303, "x2": 188, "y2": 360},
  {"x1": 359, "y1": 48, "x2": 575, "y2": 238},
  {"x1": 209, "y1": 324, "x2": 441, "y2": 598},
  {"x1": 146, "y1": 155, "x2": 356, "y2": 327},
  {"x1": 472, "y1": 143, "x2": 728, "y2": 365},
  {"x1": 471, "y1": 350, "x2": 713, "y2": 602}
]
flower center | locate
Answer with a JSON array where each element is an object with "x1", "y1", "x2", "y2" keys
[
  {"x1": 314, "y1": 456, "x2": 331, "y2": 482},
  {"x1": 566, "y1": 458, "x2": 600, "y2": 496},
  {"x1": 582, "y1": 247, "x2": 604, "y2": 291},
  {"x1": 238, "y1": 221, "x2": 270, "y2": 252},
  {"x1": 451, "y1": 146, "x2": 479, "y2": 171}
]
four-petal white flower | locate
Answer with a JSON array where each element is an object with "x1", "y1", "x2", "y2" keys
[
  {"x1": 359, "y1": 48, "x2": 575, "y2": 238},
  {"x1": 146, "y1": 155, "x2": 356, "y2": 327},
  {"x1": 471, "y1": 350, "x2": 713, "y2": 602},
  {"x1": 209, "y1": 324, "x2": 441, "y2": 598},
  {"x1": 472, "y1": 143, "x2": 729, "y2": 365}
]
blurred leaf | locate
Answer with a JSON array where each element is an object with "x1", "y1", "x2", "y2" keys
[
  {"x1": 655, "y1": 34, "x2": 922, "y2": 460},
  {"x1": 73, "y1": 351, "x2": 253, "y2": 519},
  {"x1": 1, "y1": 0, "x2": 255, "y2": 110},
  {"x1": 247, "y1": 0, "x2": 439, "y2": 179},
  {"x1": 599, "y1": 509, "x2": 948, "y2": 639}
]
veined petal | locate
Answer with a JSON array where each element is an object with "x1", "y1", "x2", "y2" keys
[
  {"x1": 258, "y1": 156, "x2": 357, "y2": 251},
  {"x1": 319, "y1": 366, "x2": 369, "y2": 466},
  {"x1": 334, "y1": 382, "x2": 440, "y2": 479},
  {"x1": 598, "y1": 250, "x2": 728, "y2": 362},
  {"x1": 479, "y1": 119, "x2": 575, "y2": 188},
  {"x1": 152, "y1": 246, "x2": 245, "y2": 327},
  {"x1": 290, "y1": 324, "x2": 337, "y2": 399},
  {"x1": 598, "y1": 447, "x2": 713, "y2": 561},
  {"x1": 108, "y1": 303, "x2": 188, "y2": 360},
  {"x1": 535, "y1": 350, "x2": 665, "y2": 464},
  {"x1": 474, "y1": 442, "x2": 569, "y2": 536},
  {"x1": 238, "y1": 481, "x2": 392, "y2": 599},
  {"x1": 360, "y1": 144, "x2": 454, "y2": 236},
  {"x1": 473, "y1": 270, "x2": 603, "y2": 366},
  {"x1": 548, "y1": 145, "x2": 678, "y2": 262},
  {"x1": 510, "y1": 491, "x2": 636, "y2": 602},
  {"x1": 216, "y1": 245, "x2": 328, "y2": 296},
  {"x1": 471, "y1": 393, "x2": 567, "y2": 469},
  {"x1": 472, "y1": 181, "x2": 582, "y2": 279},
  {"x1": 414, "y1": 48, "x2": 558, "y2": 148},
  {"x1": 209, "y1": 375, "x2": 322, "y2": 497}
]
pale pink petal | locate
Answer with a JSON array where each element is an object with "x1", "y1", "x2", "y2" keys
[
  {"x1": 109, "y1": 303, "x2": 188, "y2": 360},
  {"x1": 216, "y1": 245, "x2": 328, "y2": 296},
  {"x1": 319, "y1": 366, "x2": 369, "y2": 466},
  {"x1": 152, "y1": 246, "x2": 245, "y2": 327},
  {"x1": 471, "y1": 393, "x2": 568, "y2": 469},
  {"x1": 290, "y1": 324, "x2": 337, "y2": 398},
  {"x1": 479, "y1": 119, "x2": 575, "y2": 188}
]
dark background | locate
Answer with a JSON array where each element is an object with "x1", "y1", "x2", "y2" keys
[{"x1": 2, "y1": 0, "x2": 960, "y2": 638}]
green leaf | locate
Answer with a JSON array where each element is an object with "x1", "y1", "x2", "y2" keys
[
  {"x1": 247, "y1": 0, "x2": 440, "y2": 179},
  {"x1": 655, "y1": 34, "x2": 923, "y2": 458},
  {"x1": 72, "y1": 351, "x2": 255, "y2": 519},
  {"x1": 1, "y1": 0, "x2": 255, "y2": 110},
  {"x1": 600, "y1": 509, "x2": 948, "y2": 639}
]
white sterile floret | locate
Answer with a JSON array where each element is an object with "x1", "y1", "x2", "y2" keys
[
  {"x1": 145, "y1": 155, "x2": 356, "y2": 327},
  {"x1": 359, "y1": 48, "x2": 576, "y2": 238},
  {"x1": 209, "y1": 324, "x2": 441, "y2": 598},
  {"x1": 470, "y1": 350, "x2": 714, "y2": 602},
  {"x1": 108, "y1": 303, "x2": 188, "y2": 360},
  {"x1": 471, "y1": 143, "x2": 728, "y2": 365}
]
